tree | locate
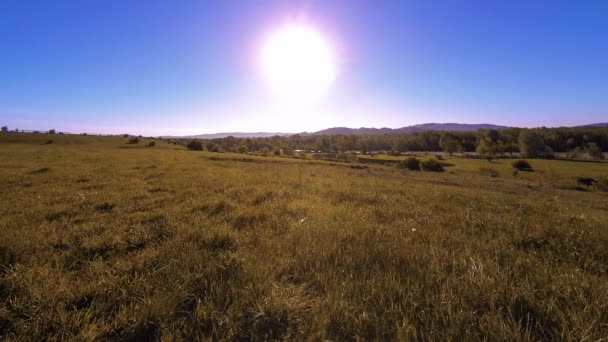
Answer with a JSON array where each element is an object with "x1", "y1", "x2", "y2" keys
[
  {"x1": 586, "y1": 143, "x2": 603, "y2": 159},
  {"x1": 399, "y1": 157, "x2": 420, "y2": 170},
  {"x1": 49, "y1": 129, "x2": 56, "y2": 134},
  {"x1": 205, "y1": 142, "x2": 219, "y2": 152},
  {"x1": 518, "y1": 130, "x2": 551, "y2": 158},
  {"x1": 439, "y1": 133, "x2": 462, "y2": 156},
  {"x1": 282, "y1": 147, "x2": 294, "y2": 156},
  {"x1": 476, "y1": 130, "x2": 501, "y2": 157},
  {"x1": 1, "y1": 126, "x2": 7, "y2": 132},
  {"x1": 187, "y1": 140, "x2": 203, "y2": 151},
  {"x1": 421, "y1": 159, "x2": 444, "y2": 172}
]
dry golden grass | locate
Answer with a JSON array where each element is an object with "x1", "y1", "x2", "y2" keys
[{"x1": 1, "y1": 133, "x2": 607, "y2": 340}]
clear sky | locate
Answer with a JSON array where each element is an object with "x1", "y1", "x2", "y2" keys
[{"x1": 2, "y1": 0, "x2": 607, "y2": 135}]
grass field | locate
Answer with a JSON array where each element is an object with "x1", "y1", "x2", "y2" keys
[{"x1": 1, "y1": 133, "x2": 607, "y2": 340}]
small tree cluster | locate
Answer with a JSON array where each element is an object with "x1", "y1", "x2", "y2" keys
[
  {"x1": 398, "y1": 157, "x2": 421, "y2": 171},
  {"x1": 519, "y1": 130, "x2": 553, "y2": 158},
  {"x1": 439, "y1": 132, "x2": 462, "y2": 156},
  {"x1": 187, "y1": 140, "x2": 203, "y2": 151},
  {"x1": 421, "y1": 159, "x2": 444, "y2": 172},
  {"x1": 206, "y1": 142, "x2": 219, "y2": 152},
  {"x1": 512, "y1": 160, "x2": 533, "y2": 171},
  {"x1": 128, "y1": 137, "x2": 139, "y2": 144}
]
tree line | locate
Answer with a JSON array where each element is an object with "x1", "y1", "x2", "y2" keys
[{"x1": 180, "y1": 126, "x2": 607, "y2": 159}]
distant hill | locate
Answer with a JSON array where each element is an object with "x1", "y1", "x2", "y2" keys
[
  {"x1": 165, "y1": 132, "x2": 292, "y2": 139},
  {"x1": 169, "y1": 122, "x2": 608, "y2": 139},
  {"x1": 579, "y1": 123, "x2": 608, "y2": 127},
  {"x1": 309, "y1": 123, "x2": 510, "y2": 135}
]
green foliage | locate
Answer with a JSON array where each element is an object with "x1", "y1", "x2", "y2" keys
[
  {"x1": 512, "y1": 159, "x2": 533, "y2": 171},
  {"x1": 519, "y1": 130, "x2": 552, "y2": 158},
  {"x1": 236, "y1": 145, "x2": 249, "y2": 153},
  {"x1": 187, "y1": 140, "x2": 203, "y2": 151},
  {"x1": 586, "y1": 143, "x2": 603, "y2": 159},
  {"x1": 146, "y1": 141, "x2": 156, "y2": 148},
  {"x1": 439, "y1": 132, "x2": 462, "y2": 156},
  {"x1": 282, "y1": 147, "x2": 294, "y2": 156},
  {"x1": 399, "y1": 157, "x2": 421, "y2": 170},
  {"x1": 421, "y1": 159, "x2": 445, "y2": 172},
  {"x1": 128, "y1": 137, "x2": 140, "y2": 144},
  {"x1": 206, "y1": 142, "x2": 219, "y2": 152}
]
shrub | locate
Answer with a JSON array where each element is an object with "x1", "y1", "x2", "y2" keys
[
  {"x1": 205, "y1": 142, "x2": 219, "y2": 152},
  {"x1": 480, "y1": 167, "x2": 499, "y2": 177},
  {"x1": 421, "y1": 159, "x2": 444, "y2": 172},
  {"x1": 146, "y1": 141, "x2": 155, "y2": 147},
  {"x1": 389, "y1": 150, "x2": 401, "y2": 156},
  {"x1": 576, "y1": 177, "x2": 596, "y2": 189},
  {"x1": 586, "y1": 143, "x2": 603, "y2": 159},
  {"x1": 128, "y1": 137, "x2": 139, "y2": 144},
  {"x1": 435, "y1": 154, "x2": 444, "y2": 160},
  {"x1": 399, "y1": 157, "x2": 420, "y2": 171},
  {"x1": 595, "y1": 177, "x2": 608, "y2": 192},
  {"x1": 187, "y1": 140, "x2": 203, "y2": 151},
  {"x1": 236, "y1": 145, "x2": 249, "y2": 153},
  {"x1": 44, "y1": 139, "x2": 53, "y2": 145},
  {"x1": 512, "y1": 160, "x2": 533, "y2": 171},
  {"x1": 49, "y1": 129, "x2": 56, "y2": 134},
  {"x1": 283, "y1": 147, "x2": 294, "y2": 156}
]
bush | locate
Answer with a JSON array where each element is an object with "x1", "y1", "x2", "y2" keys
[
  {"x1": 44, "y1": 139, "x2": 53, "y2": 145},
  {"x1": 236, "y1": 145, "x2": 249, "y2": 154},
  {"x1": 187, "y1": 140, "x2": 203, "y2": 151},
  {"x1": 480, "y1": 167, "x2": 499, "y2": 177},
  {"x1": 146, "y1": 141, "x2": 155, "y2": 148},
  {"x1": 596, "y1": 177, "x2": 608, "y2": 191},
  {"x1": 128, "y1": 137, "x2": 139, "y2": 144},
  {"x1": 206, "y1": 142, "x2": 219, "y2": 152},
  {"x1": 512, "y1": 160, "x2": 533, "y2": 171},
  {"x1": 421, "y1": 159, "x2": 444, "y2": 172},
  {"x1": 399, "y1": 157, "x2": 420, "y2": 171},
  {"x1": 283, "y1": 147, "x2": 294, "y2": 156}
]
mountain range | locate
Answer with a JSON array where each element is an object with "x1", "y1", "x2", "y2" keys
[{"x1": 177, "y1": 122, "x2": 607, "y2": 139}]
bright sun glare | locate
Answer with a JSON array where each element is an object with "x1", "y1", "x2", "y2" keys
[{"x1": 261, "y1": 25, "x2": 336, "y2": 100}]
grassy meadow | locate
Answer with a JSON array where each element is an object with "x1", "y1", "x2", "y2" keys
[{"x1": 1, "y1": 133, "x2": 607, "y2": 340}]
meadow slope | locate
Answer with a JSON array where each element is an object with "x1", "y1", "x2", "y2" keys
[{"x1": 0, "y1": 134, "x2": 607, "y2": 340}]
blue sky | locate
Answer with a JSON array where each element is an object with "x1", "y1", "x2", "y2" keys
[{"x1": 1, "y1": 0, "x2": 607, "y2": 135}]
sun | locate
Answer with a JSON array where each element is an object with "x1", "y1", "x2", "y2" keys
[{"x1": 261, "y1": 25, "x2": 336, "y2": 100}]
